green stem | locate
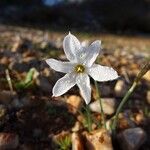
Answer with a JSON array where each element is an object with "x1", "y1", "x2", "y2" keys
[
  {"x1": 112, "y1": 81, "x2": 137, "y2": 133},
  {"x1": 85, "y1": 105, "x2": 92, "y2": 132},
  {"x1": 112, "y1": 62, "x2": 150, "y2": 134},
  {"x1": 94, "y1": 80, "x2": 107, "y2": 129}
]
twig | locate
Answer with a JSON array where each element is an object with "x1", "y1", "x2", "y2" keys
[{"x1": 5, "y1": 69, "x2": 13, "y2": 94}]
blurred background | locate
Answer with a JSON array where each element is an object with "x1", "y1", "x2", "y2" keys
[{"x1": 0, "y1": 0, "x2": 150, "y2": 33}]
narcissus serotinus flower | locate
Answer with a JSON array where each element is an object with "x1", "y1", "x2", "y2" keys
[{"x1": 46, "y1": 32, "x2": 118, "y2": 104}]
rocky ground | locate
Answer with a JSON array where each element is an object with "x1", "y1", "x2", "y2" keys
[{"x1": 0, "y1": 24, "x2": 149, "y2": 150}]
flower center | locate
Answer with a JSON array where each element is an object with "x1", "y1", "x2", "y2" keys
[{"x1": 74, "y1": 64, "x2": 85, "y2": 73}]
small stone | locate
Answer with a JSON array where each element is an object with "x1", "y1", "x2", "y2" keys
[
  {"x1": 84, "y1": 128, "x2": 113, "y2": 150},
  {"x1": 40, "y1": 41, "x2": 49, "y2": 49},
  {"x1": 93, "y1": 85, "x2": 112, "y2": 98},
  {"x1": 106, "y1": 120, "x2": 113, "y2": 132},
  {"x1": 22, "y1": 51, "x2": 36, "y2": 58},
  {"x1": 35, "y1": 76, "x2": 52, "y2": 93},
  {"x1": 89, "y1": 98, "x2": 115, "y2": 115},
  {"x1": 11, "y1": 98, "x2": 22, "y2": 108},
  {"x1": 0, "y1": 133, "x2": 19, "y2": 149},
  {"x1": 17, "y1": 39, "x2": 32, "y2": 53},
  {"x1": 0, "y1": 64, "x2": 5, "y2": 72},
  {"x1": 91, "y1": 123, "x2": 97, "y2": 130},
  {"x1": 134, "y1": 112, "x2": 144, "y2": 125},
  {"x1": 42, "y1": 68, "x2": 51, "y2": 77},
  {"x1": 118, "y1": 127, "x2": 146, "y2": 150},
  {"x1": 72, "y1": 121, "x2": 83, "y2": 132},
  {"x1": 0, "y1": 57, "x2": 10, "y2": 65},
  {"x1": 114, "y1": 80, "x2": 127, "y2": 97},
  {"x1": 22, "y1": 57, "x2": 35, "y2": 63},
  {"x1": 100, "y1": 85, "x2": 112, "y2": 97},
  {"x1": 72, "y1": 132, "x2": 84, "y2": 150},
  {"x1": 11, "y1": 36, "x2": 21, "y2": 52},
  {"x1": 146, "y1": 91, "x2": 150, "y2": 104},
  {"x1": 27, "y1": 59, "x2": 41, "y2": 69},
  {"x1": 118, "y1": 117, "x2": 136, "y2": 129},
  {"x1": 81, "y1": 40, "x2": 89, "y2": 47},
  {"x1": 66, "y1": 95, "x2": 82, "y2": 114},
  {"x1": 9, "y1": 62, "x2": 30, "y2": 72},
  {"x1": 0, "y1": 91, "x2": 17, "y2": 105},
  {"x1": 55, "y1": 38, "x2": 63, "y2": 49},
  {"x1": 72, "y1": 121, "x2": 82, "y2": 132},
  {"x1": 120, "y1": 58, "x2": 128, "y2": 65},
  {"x1": 143, "y1": 71, "x2": 150, "y2": 82},
  {"x1": 11, "y1": 96, "x2": 31, "y2": 108},
  {"x1": 77, "y1": 115, "x2": 85, "y2": 124}
]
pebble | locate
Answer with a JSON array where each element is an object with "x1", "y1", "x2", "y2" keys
[
  {"x1": 0, "y1": 57, "x2": 10, "y2": 65},
  {"x1": 11, "y1": 36, "x2": 21, "y2": 52},
  {"x1": 106, "y1": 120, "x2": 113, "y2": 132},
  {"x1": 89, "y1": 98, "x2": 116, "y2": 115},
  {"x1": 26, "y1": 58, "x2": 41, "y2": 70},
  {"x1": 35, "y1": 76, "x2": 52, "y2": 93},
  {"x1": 118, "y1": 117, "x2": 136, "y2": 129},
  {"x1": 84, "y1": 128, "x2": 113, "y2": 150},
  {"x1": 1, "y1": 50, "x2": 14, "y2": 58},
  {"x1": 72, "y1": 132, "x2": 84, "y2": 150},
  {"x1": 92, "y1": 84, "x2": 112, "y2": 100},
  {"x1": 66, "y1": 95, "x2": 82, "y2": 114},
  {"x1": 11, "y1": 96, "x2": 31, "y2": 108},
  {"x1": 99, "y1": 85, "x2": 112, "y2": 97},
  {"x1": 114, "y1": 80, "x2": 127, "y2": 97},
  {"x1": 0, "y1": 133, "x2": 19, "y2": 149},
  {"x1": 0, "y1": 91, "x2": 17, "y2": 105},
  {"x1": 9, "y1": 62, "x2": 30, "y2": 72},
  {"x1": 72, "y1": 121, "x2": 83, "y2": 132},
  {"x1": 42, "y1": 68, "x2": 51, "y2": 77},
  {"x1": 134, "y1": 111, "x2": 144, "y2": 125},
  {"x1": 22, "y1": 56, "x2": 35, "y2": 63},
  {"x1": 146, "y1": 90, "x2": 150, "y2": 104},
  {"x1": 0, "y1": 64, "x2": 5, "y2": 72},
  {"x1": 81, "y1": 40, "x2": 89, "y2": 47},
  {"x1": 143, "y1": 71, "x2": 150, "y2": 82},
  {"x1": 17, "y1": 39, "x2": 32, "y2": 53},
  {"x1": 118, "y1": 127, "x2": 146, "y2": 150},
  {"x1": 40, "y1": 41, "x2": 49, "y2": 49}
]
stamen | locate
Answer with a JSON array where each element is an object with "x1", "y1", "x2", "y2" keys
[{"x1": 74, "y1": 64, "x2": 85, "y2": 73}]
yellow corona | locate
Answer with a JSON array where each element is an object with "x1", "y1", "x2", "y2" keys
[{"x1": 74, "y1": 64, "x2": 85, "y2": 73}]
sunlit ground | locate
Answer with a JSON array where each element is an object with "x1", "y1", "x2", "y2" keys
[{"x1": 0, "y1": 24, "x2": 149, "y2": 149}]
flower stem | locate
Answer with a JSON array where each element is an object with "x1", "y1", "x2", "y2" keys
[
  {"x1": 94, "y1": 80, "x2": 106, "y2": 129},
  {"x1": 85, "y1": 105, "x2": 92, "y2": 132},
  {"x1": 111, "y1": 81, "x2": 137, "y2": 133},
  {"x1": 112, "y1": 62, "x2": 150, "y2": 134}
]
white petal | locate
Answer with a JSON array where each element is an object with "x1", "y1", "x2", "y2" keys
[
  {"x1": 46, "y1": 58, "x2": 74, "y2": 73},
  {"x1": 88, "y1": 64, "x2": 119, "y2": 81},
  {"x1": 84, "y1": 40, "x2": 101, "y2": 67},
  {"x1": 52, "y1": 73, "x2": 76, "y2": 96},
  {"x1": 76, "y1": 74, "x2": 91, "y2": 104},
  {"x1": 63, "y1": 32, "x2": 81, "y2": 62}
]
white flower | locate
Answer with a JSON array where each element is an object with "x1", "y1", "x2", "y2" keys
[{"x1": 46, "y1": 32, "x2": 119, "y2": 104}]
